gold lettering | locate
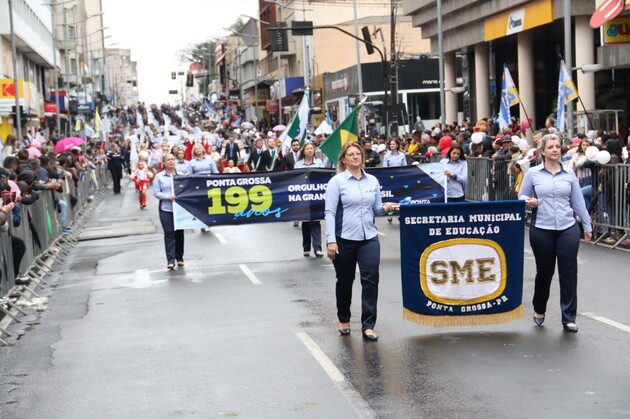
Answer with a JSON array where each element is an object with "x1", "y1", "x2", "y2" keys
[
  {"x1": 430, "y1": 261, "x2": 448, "y2": 284},
  {"x1": 449, "y1": 260, "x2": 474, "y2": 284},
  {"x1": 477, "y1": 258, "x2": 496, "y2": 282}
]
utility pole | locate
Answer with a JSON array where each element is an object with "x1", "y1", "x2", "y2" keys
[
  {"x1": 389, "y1": 0, "x2": 398, "y2": 137},
  {"x1": 8, "y1": 0, "x2": 23, "y2": 141}
]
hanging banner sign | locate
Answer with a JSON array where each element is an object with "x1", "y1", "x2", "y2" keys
[
  {"x1": 399, "y1": 200, "x2": 525, "y2": 327},
  {"x1": 173, "y1": 164, "x2": 446, "y2": 229}
]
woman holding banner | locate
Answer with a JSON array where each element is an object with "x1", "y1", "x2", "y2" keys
[
  {"x1": 325, "y1": 142, "x2": 399, "y2": 341},
  {"x1": 519, "y1": 134, "x2": 592, "y2": 333},
  {"x1": 294, "y1": 142, "x2": 324, "y2": 257},
  {"x1": 153, "y1": 153, "x2": 185, "y2": 270}
]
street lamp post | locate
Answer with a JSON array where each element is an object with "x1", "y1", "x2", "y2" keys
[{"x1": 8, "y1": 0, "x2": 22, "y2": 141}]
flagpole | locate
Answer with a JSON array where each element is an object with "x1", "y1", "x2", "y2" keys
[
  {"x1": 518, "y1": 102, "x2": 535, "y2": 136},
  {"x1": 576, "y1": 93, "x2": 595, "y2": 131}
]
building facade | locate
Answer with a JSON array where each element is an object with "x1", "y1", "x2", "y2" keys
[{"x1": 404, "y1": 0, "x2": 630, "y2": 135}]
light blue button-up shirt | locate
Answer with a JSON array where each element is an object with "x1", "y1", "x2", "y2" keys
[
  {"x1": 518, "y1": 164, "x2": 592, "y2": 233},
  {"x1": 153, "y1": 171, "x2": 183, "y2": 212},
  {"x1": 175, "y1": 160, "x2": 189, "y2": 174},
  {"x1": 382, "y1": 151, "x2": 407, "y2": 167},
  {"x1": 187, "y1": 156, "x2": 218, "y2": 175},
  {"x1": 442, "y1": 158, "x2": 468, "y2": 198},
  {"x1": 325, "y1": 169, "x2": 386, "y2": 243},
  {"x1": 294, "y1": 158, "x2": 323, "y2": 169}
]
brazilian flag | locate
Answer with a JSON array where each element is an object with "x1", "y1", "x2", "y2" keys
[{"x1": 318, "y1": 104, "x2": 362, "y2": 166}]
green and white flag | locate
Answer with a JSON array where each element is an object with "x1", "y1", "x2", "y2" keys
[{"x1": 280, "y1": 88, "x2": 310, "y2": 155}]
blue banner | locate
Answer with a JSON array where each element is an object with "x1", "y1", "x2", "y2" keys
[
  {"x1": 399, "y1": 201, "x2": 525, "y2": 326},
  {"x1": 173, "y1": 163, "x2": 446, "y2": 229}
]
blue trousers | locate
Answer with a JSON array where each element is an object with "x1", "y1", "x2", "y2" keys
[
  {"x1": 159, "y1": 210, "x2": 184, "y2": 264},
  {"x1": 301, "y1": 221, "x2": 322, "y2": 252},
  {"x1": 332, "y1": 236, "x2": 380, "y2": 331},
  {"x1": 529, "y1": 223, "x2": 580, "y2": 324}
]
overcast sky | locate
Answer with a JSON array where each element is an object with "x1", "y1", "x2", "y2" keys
[{"x1": 102, "y1": 0, "x2": 258, "y2": 105}]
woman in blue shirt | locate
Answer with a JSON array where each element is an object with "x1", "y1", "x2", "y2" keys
[
  {"x1": 325, "y1": 142, "x2": 399, "y2": 341},
  {"x1": 382, "y1": 138, "x2": 407, "y2": 168},
  {"x1": 294, "y1": 142, "x2": 324, "y2": 257},
  {"x1": 442, "y1": 144, "x2": 468, "y2": 202},
  {"x1": 187, "y1": 143, "x2": 219, "y2": 175},
  {"x1": 519, "y1": 134, "x2": 592, "y2": 333},
  {"x1": 153, "y1": 153, "x2": 185, "y2": 270}
]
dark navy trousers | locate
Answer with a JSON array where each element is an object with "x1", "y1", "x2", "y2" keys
[
  {"x1": 159, "y1": 210, "x2": 184, "y2": 265},
  {"x1": 332, "y1": 236, "x2": 380, "y2": 331},
  {"x1": 529, "y1": 223, "x2": 581, "y2": 324},
  {"x1": 301, "y1": 221, "x2": 322, "y2": 252}
]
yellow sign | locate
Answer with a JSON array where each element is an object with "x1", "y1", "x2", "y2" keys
[
  {"x1": 0, "y1": 78, "x2": 25, "y2": 99},
  {"x1": 604, "y1": 17, "x2": 630, "y2": 44},
  {"x1": 485, "y1": 0, "x2": 553, "y2": 41}
]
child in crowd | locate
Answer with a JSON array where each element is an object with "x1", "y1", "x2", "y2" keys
[{"x1": 131, "y1": 160, "x2": 153, "y2": 209}]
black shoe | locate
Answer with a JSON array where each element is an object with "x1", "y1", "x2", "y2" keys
[
  {"x1": 563, "y1": 323, "x2": 578, "y2": 333},
  {"x1": 338, "y1": 328, "x2": 351, "y2": 336},
  {"x1": 167, "y1": 264, "x2": 175, "y2": 270},
  {"x1": 315, "y1": 250, "x2": 323, "y2": 258},
  {"x1": 533, "y1": 314, "x2": 545, "y2": 326},
  {"x1": 303, "y1": 251, "x2": 310, "y2": 257},
  {"x1": 362, "y1": 331, "x2": 378, "y2": 341}
]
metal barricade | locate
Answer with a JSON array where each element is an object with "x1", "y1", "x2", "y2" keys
[
  {"x1": 590, "y1": 163, "x2": 630, "y2": 246},
  {"x1": 0, "y1": 230, "x2": 16, "y2": 296}
]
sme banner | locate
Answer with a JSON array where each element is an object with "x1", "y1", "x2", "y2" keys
[
  {"x1": 173, "y1": 163, "x2": 446, "y2": 229},
  {"x1": 399, "y1": 201, "x2": 526, "y2": 327}
]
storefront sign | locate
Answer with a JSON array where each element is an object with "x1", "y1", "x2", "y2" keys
[
  {"x1": 604, "y1": 16, "x2": 630, "y2": 44},
  {"x1": 485, "y1": 0, "x2": 553, "y2": 41}
]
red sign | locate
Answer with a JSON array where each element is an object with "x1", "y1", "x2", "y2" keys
[
  {"x1": 44, "y1": 102, "x2": 57, "y2": 113},
  {"x1": 266, "y1": 99, "x2": 279, "y2": 112},
  {"x1": 1, "y1": 81, "x2": 16, "y2": 98}
]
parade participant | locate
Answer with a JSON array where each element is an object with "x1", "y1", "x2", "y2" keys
[
  {"x1": 266, "y1": 137, "x2": 284, "y2": 171},
  {"x1": 294, "y1": 142, "x2": 324, "y2": 257},
  {"x1": 519, "y1": 134, "x2": 592, "y2": 333},
  {"x1": 248, "y1": 138, "x2": 271, "y2": 172},
  {"x1": 153, "y1": 153, "x2": 185, "y2": 270},
  {"x1": 107, "y1": 143, "x2": 124, "y2": 194},
  {"x1": 283, "y1": 139, "x2": 301, "y2": 170},
  {"x1": 175, "y1": 148, "x2": 189, "y2": 174},
  {"x1": 382, "y1": 138, "x2": 407, "y2": 167},
  {"x1": 223, "y1": 135, "x2": 240, "y2": 164},
  {"x1": 325, "y1": 142, "x2": 399, "y2": 341},
  {"x1": 187, "y1": 143, "x2": 219, "y2": 175},
  {"x1": 442, "y1": 144, "x2": 468, "y2": 202},
  {"x1": 131, "y1": 160, "x2": 153, "y2": 209}
]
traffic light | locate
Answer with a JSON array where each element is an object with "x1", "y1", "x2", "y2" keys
[
  {"x1": 270, "y1": 23, "x2": 289, "y2": 52},
  {"x1": 171, "y1": 71, "x2": 176, "y2": 80},
  {"x1": 361, "y1": 27, "x2": 375, "y2": 55},
  {"x1": 11, "y1": 105, "x2": 26, "y2": 128}
]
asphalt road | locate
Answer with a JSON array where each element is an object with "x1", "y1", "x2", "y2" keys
[{"x1": 2, "y1": 180, "x2": 630, "y2": 418}]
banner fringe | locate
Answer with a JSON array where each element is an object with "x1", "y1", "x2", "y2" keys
[{"x1": 403, "y1": 306, "x2": 523, "y2": 327}]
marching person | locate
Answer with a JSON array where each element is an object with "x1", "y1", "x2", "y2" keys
[
  {"x1": 294, "y1": 142, "x2": 324, "y2": 257},
  {"x1": 107, "y1": 143, "x2": 124, "y2": 194},
  {"x1": 518, "y1": 133, "x2": 592, "y2": 333},
  {"x1": 153, "y1": 153, "x2": 185, "y2": 270},
  {"x1": 382, "y1": 137, "x2": 407, "y2": 222},
  {"x1": 187, "y1": 143, "x2": 219, "y2": 175},
  {"x1": 442, "y1": 144, "x2": 468, "y2": 202},
  {"x1": 131, "y1": 160, "x2": 153, "y2": 209},
  {"x1": 248, "y1": 138, "x2": 271, "y2": 172},
  {"x1": 325, "y1": 142, "x2": 399, "y2": 341}
]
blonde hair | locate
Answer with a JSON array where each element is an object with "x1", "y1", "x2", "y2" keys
[{"x1": 336, "y1": 142, "x2": 364, "y2": 173}]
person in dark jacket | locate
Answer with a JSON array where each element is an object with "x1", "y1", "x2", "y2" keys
[{"x1": 107, "y1": 143, "x2": 124, "y2": 194}]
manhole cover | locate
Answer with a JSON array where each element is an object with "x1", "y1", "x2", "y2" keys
[{"x1": 79, "y1": 219, "x2": 157, "y2": 241}]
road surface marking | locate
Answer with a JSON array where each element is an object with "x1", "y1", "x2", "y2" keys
[
  {"x1": 377, "y1": 231, "x2": 386, "y2": 236},
  {"x1": 239, "y1": 264, "x2": 261, "y2": 285},
  {"x1": 582, "y1": 312, "x2": 630, "y2": 333},
  {"x1": 295, "y1": 331, "x2": 376, "y2": 418},
  {"x1": 213, "y1": 232, "x2": 228, "y2": 244}
]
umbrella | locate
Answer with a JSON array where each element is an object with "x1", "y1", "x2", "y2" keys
[
  {"x1": 241, "y1": 121, "x2": 255, "y2": 129},
  {"x1": 54, "y1": 137, "x2": 86, "y2": 154},
  {"x1": 273, "y1": 124, "x2": 287, "y2": 131}
]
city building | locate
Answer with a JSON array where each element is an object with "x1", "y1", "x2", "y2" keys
[{"x1": 404, "y1": 0, "x2": 630, "y2": 135}]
